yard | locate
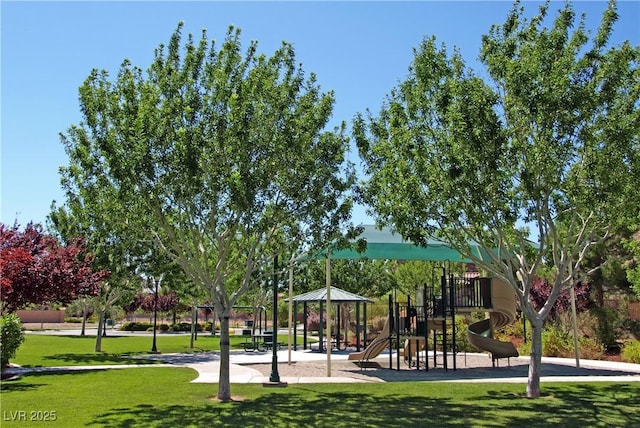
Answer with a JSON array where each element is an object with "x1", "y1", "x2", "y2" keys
[{"x1": 1, "y1": 334, "x2": 639, "y2": 427}]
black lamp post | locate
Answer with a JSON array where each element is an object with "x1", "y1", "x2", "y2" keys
[
  {"x1": 266, "y1": 255, "x2": 287, "y2": 387},
  {"x1": 269, "y1": 256, "x2": 281, "y2": 382},
  {"x1": 151, "y1": 277, "x2": 159, "y2": 353}
]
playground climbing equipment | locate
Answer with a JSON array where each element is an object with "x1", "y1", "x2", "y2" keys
[{"x1": 356, "y1": 269, "x2": 519, "y2": 372}]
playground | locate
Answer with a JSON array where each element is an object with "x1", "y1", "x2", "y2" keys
[
  {"x1": 280, "y1": 225, "x2": 527, "y2": 376},
  {"x1": 282, "y1": 275, "x2": 517, "y2": 373}
]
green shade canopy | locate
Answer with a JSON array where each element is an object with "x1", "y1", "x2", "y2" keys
[{"x1": 301, "y1": 225, "x2": 488, "y2": 262}]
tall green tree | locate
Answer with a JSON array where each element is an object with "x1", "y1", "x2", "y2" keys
[
  {"x1": 393, "y1": 260, "x2": 466, "y2": 296},
  {"x1": 624, "y1": 232, "x2": 640, "y2": 297},
  {"x1": 49, "y1": 204, "x2": 141, "y2": 352},
  {"x1": 304, "y1": 259, "x2": 397, "y2": 298},
  {"x1": 60, "y1": 24, "x2": 355, "y2": 400},
  {"x1": 581, "y1": 227, "x2": 637, "y2": 347},
  {"x1": 355, "y1": 0, "x2": 639, "y2": 398}
]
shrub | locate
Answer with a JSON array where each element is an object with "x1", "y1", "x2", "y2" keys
[
  {"x1": 577, "y1": 336, "x2": 605, "y2": 360},
  {"x1": 1, "y1": 313, "x2": 25, "y2": 368},
  {"x1": 589, "y1": 306, "x2": 621, "y2": 348},
  {"x1": 540, "y1": 323, "x2": 604, "y2": 359},
  {"x1": 204, "y1": 321, "x2": 218, "y2": 332},
  {"x1": 454, "y1": 316, "x2": 473, "y2": 352},
  {"x1": 501, "y1": 314, "x2": 528, "y2": 340},
  {"x1": 169, "y1": 322, "x2": 201, "y2": 332},
  {"x1": 120, "y1": 322, "x2": 153, "y2": 331},
  {"x1": 622, "y1": 340, "x2": 640, "y2": 363},
  {"x1": 518, "y1": 340, "x2": 532, "y2": 356},
  {"x1": 542, "y1": 324, "x2": 571, "y2": 357},
  {"x1": 369, "y1": 302, "x2": 390, "y2": 319}
]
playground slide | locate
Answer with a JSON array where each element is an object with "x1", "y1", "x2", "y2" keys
[
  {"x1": 348, "y1": 319, "x2": 390, "y2": 362},
  {"x1": 467, "y1": 279, "x2": 519, "y2": 360}
]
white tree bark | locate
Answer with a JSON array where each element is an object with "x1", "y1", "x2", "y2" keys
[{"x1": 527, "y1": 319, "x2": 543, "y2": 398}]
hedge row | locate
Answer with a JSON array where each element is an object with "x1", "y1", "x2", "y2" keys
[{"x1": 119, "y1": 322, "x2": 208, "y2": 332}]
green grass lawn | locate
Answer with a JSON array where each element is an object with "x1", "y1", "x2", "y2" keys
[
  {"x1": 1, "y1": 367, "x2": 638, "y2": 427},
  {"x1": 11, "y1": 333, "x2": 282, "y2": 367},
  {"x1": 3, "y1": 334, "x2": 639, "y2": 427},
  {"x1": 13, "y1": 334, "x2": 217, "y2": 367}
]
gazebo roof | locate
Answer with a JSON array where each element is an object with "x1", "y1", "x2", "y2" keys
[{"x1": 285, "y1": 286, "x2": 374, "y2": 303}]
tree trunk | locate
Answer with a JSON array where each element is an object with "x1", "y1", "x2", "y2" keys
[
  {"x1": 217, "y1": 315, "x2": 231, "y2": 401},
  {"x1": 95, "y1": 310, "x2": 104, "y2": 352},
  {"x1": 81, "y1": 304, "x2": 87, "y2": 337},
  {"x1": 190, "y1": 305, "x2": 197, "y2": 349},
  {"x1": 527, "y1": 319, "x2": 543, "y2": 398}
]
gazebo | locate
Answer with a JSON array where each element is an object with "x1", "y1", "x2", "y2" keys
[{"x1": 286, "y1": 286, "x2": 374, "y2": 352}]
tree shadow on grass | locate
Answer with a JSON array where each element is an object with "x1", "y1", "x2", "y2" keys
[
  {"x1": 0, "y1": 378, "x2": 43, "y2": 392},
  {"x1": 0, "y1": 370, "x2": 104, "y2": 393},
  {"x1": 485, "y1": 383, "x2": 640, "y2": 427},
  {"x1": 88, "y1": 391, "x2": 472, "y2": 428},
  {"x1": 40, "y1": 353, "x2": 157, "y2": 366},
  {"x1": 343, "y1": 361, "x2": 640, "y2": 383},
  {"x1": 87, "y1": 383, "x2": 640, "y2": 428}
]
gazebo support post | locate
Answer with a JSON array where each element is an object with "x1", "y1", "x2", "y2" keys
[
  {"x1": 355, "y1": 302, "x2": 361, "y2": 351},
  {"x1": 336, "y1": 304, "x2": 341, "y2": 350},
  {"x1": 293, "y1": 301, "x2": 298, "y2": 351},
  {"x1": 303, "y1": 302, "x2": 308, "y2": 350},
  {"x1": 326, "y1": 254, "x2": 332, "y2": 376},
  {"x1": 363, "y1": 303, "x2": 368, "y2": 348}
]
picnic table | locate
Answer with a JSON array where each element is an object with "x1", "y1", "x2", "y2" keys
[
  {"x1": 310, "y1": 335, "x2": 348, "y2": 352},
  {"x1": 243, "y1": 331, "x2": 284, "y2": 352}
]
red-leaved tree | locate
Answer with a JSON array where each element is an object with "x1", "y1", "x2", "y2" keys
[
  {"x1": 529, "y1": 275, "x2": 592, "y2": 322},
  {"x1": 124, "y1": 292, "x2": 179, "y2": 319},
  {"x1": 0, "y1": 223, "x2": 107, "y2": 314},
  {"x1": 139, "y1": 292, "x2": 179, "y2": 314}
]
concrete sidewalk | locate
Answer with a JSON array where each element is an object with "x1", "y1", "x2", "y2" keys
[
  {"x1": 143, "y1": 350, "x2": 376, "y2": 384},
  {"x1": 2, "y1": 349, "x2": 370, "y2": 384},
  {"x1": 8, "y1": 349, "x2": 639, "y2": 385},
  {"x1": 11, "y1": 328, "x2": 640, "y2": 384}
]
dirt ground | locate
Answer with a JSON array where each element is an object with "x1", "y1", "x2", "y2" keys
[{"x1": 248, "y1": 352, "x2": 527, "y2": 382}]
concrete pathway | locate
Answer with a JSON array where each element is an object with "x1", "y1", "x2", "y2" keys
[
  {"x1": 141, "y1": 350, "x2": 375, "y2": 384},
  {"x1": 10, "y1": 328, "x2": 640, "y2": 384},
  {"x1": 7, "y1": 349, "x2": 640, "y2": 384}
]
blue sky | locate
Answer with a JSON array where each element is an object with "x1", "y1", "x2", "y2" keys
[{"x1": 2, "y1": 1, "x2": 639, "y2": 229}]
